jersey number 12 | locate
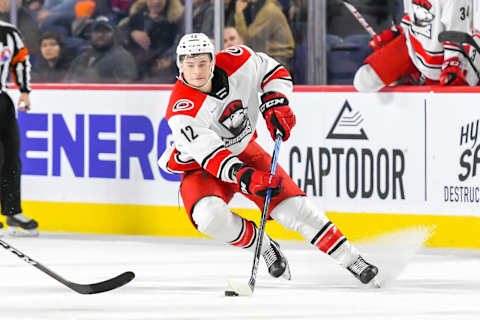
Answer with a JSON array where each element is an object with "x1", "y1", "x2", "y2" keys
[{"x1": 181, "y1": 126, "x2": 198, "y2": 142}]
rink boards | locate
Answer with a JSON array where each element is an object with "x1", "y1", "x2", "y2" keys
[{"x1": 8, "y1": 84, "x2": 480, "y2": 248}]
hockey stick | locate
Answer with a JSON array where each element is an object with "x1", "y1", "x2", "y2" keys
[
  {"x1": 0, "y1": 239, "x2": 135, "y2": 294},
  {"x1": 439, "y1": 30, "x2": 480, "y2": 53},
  {"x1": 438, "y1": 31, "x2": 480, "y2": 81},
  {"x1": 342, "y1": 0, "x2": 376, "y2": 36},
  {"x1": 226, "y1": 134, "x2": 282, "y2": 296}
]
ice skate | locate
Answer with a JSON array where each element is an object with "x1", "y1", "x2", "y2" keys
[
  {"x1": 263, "y1": 238, "x2": 291, "y2": 280},
  {"x1": 0, "y1": 221, "x2": 3, "y2": 237},
  {"x1": 346, "y1": 255, "x2": 380, "y2": 287},
  {"x1": 6, "y1": 214, "x2": 39, "y2": 237}
]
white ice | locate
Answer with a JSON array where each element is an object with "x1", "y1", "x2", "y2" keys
[{"x1": 0, "y1": 229, "x2": 479, "y2": 320}]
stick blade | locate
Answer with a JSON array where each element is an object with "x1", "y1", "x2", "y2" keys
[
  {"x1": 226, "y1": 280, "x2": 253, "y2": 297},
  {"x1": 438, "y1": 30, "x2": 469, "y2": 44},
  {"x1": 70, "y1": 271, "x2": 135, "y2": 294}
]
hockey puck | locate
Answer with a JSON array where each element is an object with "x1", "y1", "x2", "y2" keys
[{"x1": 224, "y1": 290, "x2": 239, "y2": 296}]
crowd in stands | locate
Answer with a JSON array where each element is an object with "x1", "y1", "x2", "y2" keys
[{"x1": 2, "y1": 0, "x2": 402, "y2": 84}]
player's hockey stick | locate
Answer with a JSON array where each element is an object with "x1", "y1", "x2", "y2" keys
[
  {"x1": 438, "y1": 30, "x2": 480, "y2": 81},
  {"x1": 342, "y1": 0, "x2": 376, "y2": 36},
  {"x1": 226, "y1": 134, "x2": 282, "y2": 296},
  {"x1": 0, "y1": 239, "x2": 135, "y2": 294},
  {"x1": 439, "y1": 30, "x2": 480, "y2": 52}
]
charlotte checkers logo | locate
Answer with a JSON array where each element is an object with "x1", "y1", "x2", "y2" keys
[{"x1": 326, "y1": 100, "x2": 368, "y2": 140}]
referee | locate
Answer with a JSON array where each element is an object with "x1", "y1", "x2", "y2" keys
[{"x1": 0, "y1": 20, "x2": 38, "y2": 236}]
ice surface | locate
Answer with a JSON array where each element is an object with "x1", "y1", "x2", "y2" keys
[{"x1": 0, "y1": 229, "x2": 479, "y2": 320}]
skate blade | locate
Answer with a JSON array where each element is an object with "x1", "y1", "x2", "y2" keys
[
  {"x1": 281, "y1": 263, "x2": 292, "y2": 280},
  {"x1": 7, "y1": 227, "x2": 39, "y2": 237},
  {"x1": 368, "y1": 276, "x2": 382, "y2": 288}
]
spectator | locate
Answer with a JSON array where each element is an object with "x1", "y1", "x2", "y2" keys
[
  {"x1": 118, "y1": 0, "x2": 184, "y2": 79},
  {"x1": 0, "y1": 0, "x2": 40, "y2": 55},
  {"x1": 192, "y1": 0, "x2": 213, "y2": 37},
  {"x1": 23, "y1": 0, "x2": 44, "y2": 21},
  {"x1": 24, "y1": 0, "x2": 44, "y2": 12},
  {"x1": 111, "y1": 0, "x2": 134, "y2": 23},
  {"x1": 66, "y1": 16, "x2": 137, "y2": 82},
  {"x1": 71, "y1": 0, "x2": 114, "y2": 40},
  {"x1": 31, "y1": 30, "x2": 71, "y2": 82},
  {"x1": 288, "y1": 0, "x2": 307, "y2": 42},
  {"x1": 37, "y1": 0, "x2": 77, "y2": 31},
  {"x1": 231, "y1": 0, "x2": 295, "y2": 74},
  {"x1": 142, "y1": 49, "x2": 177, "y2": 83},
  {"x1": 224, "y1": 25, "x2": 244, "y2": 48}
]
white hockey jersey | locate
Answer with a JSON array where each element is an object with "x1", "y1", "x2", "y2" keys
[
  {"x1": 401, "y1": 0, "x2": 474, "y2": 80},
  {"x1": 158, "y1": 45, "x2": 293, "y2": 184}
]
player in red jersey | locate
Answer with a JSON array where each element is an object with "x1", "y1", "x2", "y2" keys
[
  {"x1": 159, "y1": 33, "x2": 379, "y2": 285},
  {"x1": 354, "y1": 0, "x2": 480, "y2": 92}
]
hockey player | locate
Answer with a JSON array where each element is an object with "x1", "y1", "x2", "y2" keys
[
  {"x1": 354, "y1": 0, "x2": 480, "y2": 92},
  {"x1": 158, "y1": 33, "x2": 379, "y2": 285},
  {"x1": 0, "y1": 21, "x2": 39, "y2": 236}
]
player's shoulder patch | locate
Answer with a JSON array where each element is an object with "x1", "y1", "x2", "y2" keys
[
  {"x1": 216, "y1": 45, "x2": 252, "y2": 76},
  {"x1": 166, "y1": 81, "x2": 207, "y2": 120}
]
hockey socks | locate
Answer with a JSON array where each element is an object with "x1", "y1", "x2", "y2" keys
[
  {"x1": 229, "y1": 219, "x2": 291, "y2": 280},
  {"x1": 311, "y1": 221, "x2": 379, "y2": 286}
]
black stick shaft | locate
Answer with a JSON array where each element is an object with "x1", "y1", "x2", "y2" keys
[{"x1": 0, "y1": 239, "x2": 134, "y2": 294}]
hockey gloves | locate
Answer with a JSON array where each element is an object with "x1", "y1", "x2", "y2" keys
[
  {"x1": 369, "y1": 25, "x2": 403, "y2": 51},
  {"x1": 260, "y1": 91, "x2": 296, "y2": 141},
  {"x1": 236, "y1": 166, "x2": 281, "y2": 197},
  {"x1": 440, "y1": 57, "x2": 467, "y2": 86}
]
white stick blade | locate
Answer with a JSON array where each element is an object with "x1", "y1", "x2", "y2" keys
[{"x1": 226, "y1": 280, "x2": 253, "y2": 296}]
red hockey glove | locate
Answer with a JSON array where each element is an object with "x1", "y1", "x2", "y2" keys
[
  {"x1": 236, "y1": 166, "x2": 281, "y2": 197},
  {"x1": 260, "y1": 92, "x2": 296, "y2": 141},
  {"x1": 440, "y1": 57, "x2": 467, "y2": 86},
  {"x1": 369, "y1": 25, "x2": 403, "y2": 51}
]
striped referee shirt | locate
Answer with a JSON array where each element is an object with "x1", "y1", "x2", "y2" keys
[{"x1": 0, "y1": 21, "x2": 31, "y2": 93}]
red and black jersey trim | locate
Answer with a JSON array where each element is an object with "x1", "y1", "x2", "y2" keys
[
  {"x1": 201, "y1": 146, "x2": 224, "y2": 168},
  {"x1": 261, "y1": 64, "x2": 292, "y2": 89},
  {"x1": 167, "y1": 149, "x2": 201, "y2": 173},
  {"x1": 408, "y1": 32, "x2": 443, "y2": 70},
  {"x1": 201, "y1": 146, "x2": 234, "y2": 178},
  {"x1": 216, "y1": 45, "x2": 252, "y2": 76},
  {"x1": 402, "y1": 16, "x2": 443, "y2": 70}
]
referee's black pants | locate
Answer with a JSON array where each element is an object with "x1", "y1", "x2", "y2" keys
[{"x1": 0, "y1": 92, "x2": 22, "y2": 216}]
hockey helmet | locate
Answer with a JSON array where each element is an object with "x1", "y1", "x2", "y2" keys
[{"x1": 176, "y1": 33, "x2": 215, "y2": 69}]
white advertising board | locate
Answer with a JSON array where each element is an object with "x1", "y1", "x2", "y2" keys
[
  {"x1": 12, "y1": 89, "x2": 181, "y2": 206},
  {"x1": 10, "y1": 87, "x2": 479, "y2": 216},
  {"x1": 428, "y1": 93, "x2": 480, "y2": 216},
  {"x1": 260, "y1": 92, "x2": 427, "y2": 214}
]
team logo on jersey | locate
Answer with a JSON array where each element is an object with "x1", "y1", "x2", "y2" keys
[
  {"x1": 411, "y1": 0, "x2": 434, "y2": 38},
  {"x1": 219, "y1": 99, "x2": 252, "y2": 147},
  {"x1": 0, "y1": 47, "x2": 12, "y2": 63},
  {"x1": 223, "y1": 46, "x2": 243, "y2": 56},
  {"x1": 172, "y1": 99, "x2": 194, "y2": 112}
]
